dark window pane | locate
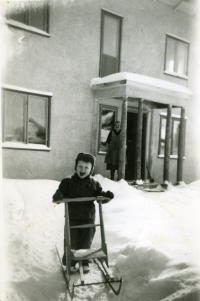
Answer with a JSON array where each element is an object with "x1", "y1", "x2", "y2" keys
[
  {"x1": 7, "y1": 1, "x2": 48, "y2": 32},
  {"x1": 28, "y1": 95, "x2": 47, "y2": 145},
  {"x1": 99, "y1": 108, "x2": 116, "y2": 152},
  {"x1": 4, "y1": 91, "x2": 26, "y2": 142},
  {"x1": 7, "y1": 2, "x2": 27, "y2": 24},
  {"x1": 101, "y1": 54, "x2": 118, "y2": 77},
  {"x1": 29, "y1": 2, "x2": 47, "y2": 31},
  {"x1": 172, "y1": 120, "x2": 180, "y2": 155},
  {"x1": 160, "y1": 117, "x2": 166, "y2": 155}
]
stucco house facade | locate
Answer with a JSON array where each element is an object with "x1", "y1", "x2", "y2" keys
[{"x1": 1, "y1": 0, "x2": 200, "y2": 184}]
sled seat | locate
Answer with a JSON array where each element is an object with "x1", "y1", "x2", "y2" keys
[{"x1": 71, "y1": 248, "x2": 107, "y2": 261}]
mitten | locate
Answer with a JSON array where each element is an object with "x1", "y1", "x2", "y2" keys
[
  {"x1": 53, "y1": 190, "x2": 63, "y2": 202},
  {"x1": 105, "y1": 191, "x2": 114, "y2": 199},
  {"x1": 99, "y1": 191, "x2": 114, "y2": 203}
]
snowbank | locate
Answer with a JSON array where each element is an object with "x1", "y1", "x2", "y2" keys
[{"x1": 2, "y1": 177, "x2": 200, "y2": 301}]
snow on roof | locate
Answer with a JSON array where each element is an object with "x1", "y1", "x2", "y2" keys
[{"x1": 90, "y1": 72, "x2": 193, "y2": 96}]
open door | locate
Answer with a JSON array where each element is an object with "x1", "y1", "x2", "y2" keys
[{"x1": 125, "y1": 112, "x2": 147, "y2": 181}]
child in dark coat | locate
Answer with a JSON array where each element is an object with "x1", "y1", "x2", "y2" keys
[{"x1": 52, "y1": 153, "x2": 114, "y2": 273}]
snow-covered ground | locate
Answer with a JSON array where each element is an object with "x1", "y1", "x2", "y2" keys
[{"x1": 2, "y1": 176, "x2": 200, "y2": 301}]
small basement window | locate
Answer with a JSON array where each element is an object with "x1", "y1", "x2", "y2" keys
[{"x1": 2, "y1": 85, "x2": 52, "y2": 150}]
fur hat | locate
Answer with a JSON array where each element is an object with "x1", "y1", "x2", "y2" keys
[{"x1": 75, "y1": 153, "x2": 96, "y2": 173}]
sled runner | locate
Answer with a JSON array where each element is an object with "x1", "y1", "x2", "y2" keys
[{"x1": 54, "y1": 196, "x2": 123, "y2": 300}]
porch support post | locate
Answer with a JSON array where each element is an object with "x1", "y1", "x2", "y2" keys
[
  {"x1": 177, "y1": 107, "x2": 185, "y2": 183},
  {"x1": 163, "y1": 104, "x2": 172, "y2": 183},
  {"x1": 135, "y1": 98, "x2": 143, "y2": 180},
  {"x1": 118, "y1": 96, "x2": 128, "y2": 180}
]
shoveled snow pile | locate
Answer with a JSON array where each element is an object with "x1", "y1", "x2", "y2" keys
[{"x1": 2, "y1": 177, "x2": 200, "y2": 301}]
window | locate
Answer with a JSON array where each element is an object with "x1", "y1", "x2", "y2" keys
[
  {"x1": 99, "y1": 10, "x2": 122, "y2": 77},
  {"x1": 164, "y1": 34, "x2": 189, "y2": 78},
  {"x1": 6, "y1": 1, "x2": 49, "y2": 36},
  {"x1": 158, "y1": 114, "x2": 186, "y2": 158},
  {"x1": 2, "y1": 86, "x2": 52, "y2": 150},
  {"x1": 98, "y1": 106, "x2": 117, "y2": 153}
]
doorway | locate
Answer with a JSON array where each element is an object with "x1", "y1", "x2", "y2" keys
[{"x1": 125, "y1": 112, "x2": 147, "y2": 180}]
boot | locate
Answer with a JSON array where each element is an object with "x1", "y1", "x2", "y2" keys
[
  {"x1": 62, "y1": 254, "x2": 66, "y2": 266},
  {"x1": 83, "y1": 264, "x2": 90, "y2": 273}
]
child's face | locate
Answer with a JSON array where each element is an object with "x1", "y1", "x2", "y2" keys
[{"x1": 76, "y1": 160, "x2": 92, "y2": 179}]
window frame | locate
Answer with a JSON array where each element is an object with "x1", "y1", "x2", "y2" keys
[
  {"x1": 98, "y1": 104, "x2": 118, "y2": 154},
  {"x1": 6, "y1": 1, "x2": 50, "y2": 37},
  {"x1": 164, "y1": 33, "x2": 190, "y2": 80},
  {"x1": 99, "y1": 9, "x2": 123, "y2": 78},
  {"x1": 1, "y1": 84, "x2": 52, "y2": 151},
  {"x1": 158, "y1": 113, "x2": 187, "y2": 159}
]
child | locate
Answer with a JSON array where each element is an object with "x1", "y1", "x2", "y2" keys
[{"x1": 53, "y1": 153, "x2": 114, "y2": 273}]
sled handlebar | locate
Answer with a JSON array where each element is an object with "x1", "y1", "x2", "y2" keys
[{"x1": 53, "y1": 196, "x2": 111, "y2": 204}]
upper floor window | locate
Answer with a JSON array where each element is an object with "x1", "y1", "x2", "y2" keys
[
  {"x1": 99, "y1": 10, "x2": 123, "y2": 77},
  {"x1": 2, "y1": 85, "x2": 52, "y2": 150},
  {"x1": 6, "y1": 1, "x2": 49, "y2": 36},
  {"x1": 158, "y1": 113, "x2": 186, "y2": 158},
  {"x1": 164, "y1": 34, "x2": 189, "y2": 79}
]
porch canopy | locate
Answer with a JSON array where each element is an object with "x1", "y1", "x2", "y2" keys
[
  {"x1": 90, "y1": 72, "x2": 193, "y2": 183},
  {"x1": 91, "y1": 72, "x2": 193, "y2": 107}
]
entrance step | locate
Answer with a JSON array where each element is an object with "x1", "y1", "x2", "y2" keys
[
  {"x1": 127, "y1": 181, "x2": 158, "y2": 188},
  {"x1": 127, "y1": 181, "x2": 166, "y2": 192}
]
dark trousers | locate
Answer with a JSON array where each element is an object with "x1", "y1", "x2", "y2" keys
[{"x1": 64, "y1": 216, "x2": 96, "y2": 266}]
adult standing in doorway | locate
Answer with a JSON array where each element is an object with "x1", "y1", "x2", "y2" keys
[{"x1": 105, "y1": 121, "x2": 121, "y2": 180}]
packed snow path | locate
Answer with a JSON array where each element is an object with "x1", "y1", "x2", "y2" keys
[{"x1": 2, "y1": 177, "x2": 200, "y2": 301}]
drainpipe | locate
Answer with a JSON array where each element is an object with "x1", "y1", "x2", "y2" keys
[
  {"x1": 177, "y1": 107, "x2": 185, "y2": 183},
  {"x1": 135, "y1": 98, "x2": 143, "y2": 180},
  {"x1": 163, "y1": 104, "x2": 172, "y2": 184},
  {"x1": 118, "y1": 96, "x2": 128, "y2": 180}
]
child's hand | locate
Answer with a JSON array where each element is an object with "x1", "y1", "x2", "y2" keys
[
  {"x1": 97, "y1": 191, "x2": 114, "y2": 203},
  {"x1": 52, "y1": 190, "x2": 63, "y2": 202},
  {"x1": 52, "y1": 200, "x2": 61, "y2": 204},
  {"x1": 105, "y1": 191, "x2": 114, "y2": 199}
]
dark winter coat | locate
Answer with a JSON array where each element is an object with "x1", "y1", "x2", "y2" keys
[
  {"x1": 105, "y1": 129, "x2": 121, "y2": 169},
  {"x1": 53, "y1": 173, "x2": 113, "y2": 220}
]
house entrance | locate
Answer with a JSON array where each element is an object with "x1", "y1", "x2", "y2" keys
[{"x1": 125, "y1": 112, "x2": 147, "y2": 180}]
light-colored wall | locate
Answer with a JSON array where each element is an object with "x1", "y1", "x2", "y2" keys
[
  {"x1": 2, "y1": 0, "x2": 101, "y2": 180},
  {"x1": 2, "y1": 0, "x2": 200, "y2": 183}
]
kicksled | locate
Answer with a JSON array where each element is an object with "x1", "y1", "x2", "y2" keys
[{"x1": 54, "y1": 196, "x2": 123, "y2": 299}]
